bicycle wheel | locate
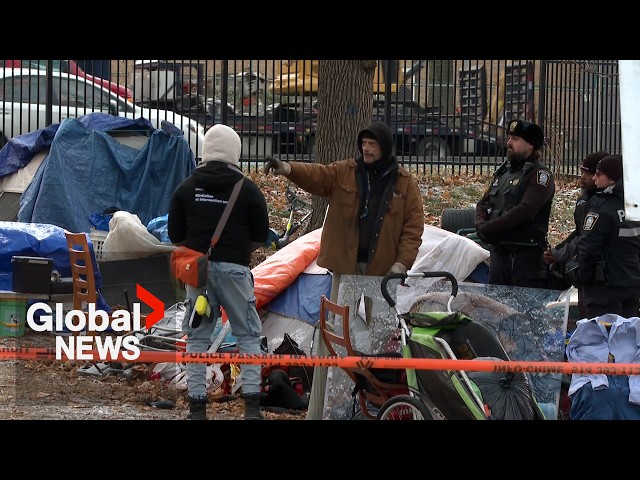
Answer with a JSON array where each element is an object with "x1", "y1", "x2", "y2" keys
[{"x1": 376, "y1": 395, "x2": 432, "y2": 420}]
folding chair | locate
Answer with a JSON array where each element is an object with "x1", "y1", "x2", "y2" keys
[{"x1": 319, "y1": 295, "x2": 408, "y2": 419}]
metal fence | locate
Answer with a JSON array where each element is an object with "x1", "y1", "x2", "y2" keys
[{"x1": 0, "y1": 59, "x2": 621, "y2": 176}]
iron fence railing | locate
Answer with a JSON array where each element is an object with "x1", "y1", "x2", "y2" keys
[{"x1": 0, "y1": 59, "x2": 621, "y2": 176}]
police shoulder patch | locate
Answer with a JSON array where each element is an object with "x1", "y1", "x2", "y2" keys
[
  {"x1": 537, "y1": 170, "x2": 551, "y2": 186},
  {"x1": 583, "y1": 212, "x2": 599, "y2": 230}
]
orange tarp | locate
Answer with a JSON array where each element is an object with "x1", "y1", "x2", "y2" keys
[{"x1": 251, "y1": 228, "x2": 322, "y2": 309}]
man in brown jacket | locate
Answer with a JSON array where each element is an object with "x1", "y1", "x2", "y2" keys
[
  {"x1": 264, "y1": 120, "x2": 424, "y2": 276},
  {"x1": 264, "y1": 120, "x2": 425, "y2": 418}
]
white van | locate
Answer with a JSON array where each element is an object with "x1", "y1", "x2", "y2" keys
[{"x1": 0, "y1": 68, "x2": 204, "y2": 160}]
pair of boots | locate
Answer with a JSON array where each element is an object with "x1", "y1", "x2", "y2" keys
[{"x1": 187, "y1": 394, "x2": 264, "y2": 420}]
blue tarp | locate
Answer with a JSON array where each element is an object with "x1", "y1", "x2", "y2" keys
[
  {"x1": 0, "y1": 221, "x2": 109, "y2": 310},
  {"x1": 266, "y1": 273, "x2": 332, "y2": 325},
  {"x1": 0, "y1": 113, "x2": 159, "y2": 178},
  {"x1": 15, "y1": 113, "x2": 196, "y2": 233}
]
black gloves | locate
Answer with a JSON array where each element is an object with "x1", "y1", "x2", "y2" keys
[{"x1": 263, "y1": 156, "x2": 291, "y2": 176}]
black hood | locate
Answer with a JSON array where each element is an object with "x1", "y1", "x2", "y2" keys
[
  {"x1": 357, "y1": 121, "x2": 394, "y2": 162},
  {"x1": 191, "y1": 161, "x2": 243, "y2": 191}
]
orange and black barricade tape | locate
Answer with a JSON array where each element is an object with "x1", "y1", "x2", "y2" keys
[{"x1": 1, "y1": 347, "x2": 638, "y2": 376}]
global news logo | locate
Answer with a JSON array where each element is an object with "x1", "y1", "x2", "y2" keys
[{"x1": 25, "y1": 284, "x2": 165, "y2": 361}]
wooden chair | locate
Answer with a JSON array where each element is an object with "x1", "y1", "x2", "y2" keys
[
  {"x1": 64, "y1": 231, "x2": 104, "y2": 338},
  {"x1": 65, "y1": 231, "x2": 166, "y2": 349},
  {"x1": 319, "y1": 295, "x2": 408, "y2": 419}
]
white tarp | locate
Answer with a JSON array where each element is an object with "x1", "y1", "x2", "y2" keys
[
  {"x1": 618, "y1": 60, "x2": 640, "y2": 221},
  {"x1": 102, "y1": 210, "x2": 176, "y2": 261}
]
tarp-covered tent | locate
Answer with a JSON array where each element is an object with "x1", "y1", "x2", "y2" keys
[
  {"x1": 0, "y1": 113, "x2": 196, "y2": 312},
  {"x1": 0, "y1": 114, "x2": 158, "y2": 221},
  {"x1": 0, "y1": 112, "x2": 196, "y2": 231},
  {"x1": 15, "y1": 113, "x2": 195, "y2": 233}
]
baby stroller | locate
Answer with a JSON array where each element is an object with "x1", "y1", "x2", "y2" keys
[{"x1": 377, "y1": 271, "x2": 545, "y2": 420}]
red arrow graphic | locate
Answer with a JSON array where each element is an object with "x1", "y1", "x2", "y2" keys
[{"x1": 136, "y1": 284, "x2": 165, "y2": 329}]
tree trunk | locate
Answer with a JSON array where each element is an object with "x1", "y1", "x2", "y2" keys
[{"x1": 306, "y1": 60, "x2": 376, "y2": 232}]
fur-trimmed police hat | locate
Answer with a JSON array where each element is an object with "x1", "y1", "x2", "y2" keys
[{"x1": 506, "y1": 119, "x2": 544, "y2": 149}]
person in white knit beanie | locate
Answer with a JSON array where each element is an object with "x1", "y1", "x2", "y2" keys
[
  {"x1": 198, "y1": 124, "x2": 242, "y2": 169},
  {"x1": 168, "y1": 123, "x2": 270, "y2": 420}
]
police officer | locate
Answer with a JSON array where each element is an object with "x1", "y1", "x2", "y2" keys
[
  {"x1": 578, "y1": 154, "x2": 640, "y2": 318},
  {"x1": 475, "y1": 119, "x2": 555, "y2": 288},
  {"x1": 544, "y1": 151, "x2": 609, "y2": 315}
]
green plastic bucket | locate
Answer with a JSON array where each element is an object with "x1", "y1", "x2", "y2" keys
[{"x1": 0, "y1": 298, "x2": 27, "y2": 337}]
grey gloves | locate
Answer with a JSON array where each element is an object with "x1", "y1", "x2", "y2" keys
[
  {"x1": 263, "y1": 156, "x2": 291, "y2": 176},
  {"x1": 388, "y1": 262, "x2": 407, "y2": 275}
]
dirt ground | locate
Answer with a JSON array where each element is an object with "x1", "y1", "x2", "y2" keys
[
  {"x1": 0, "y1": 224, "x2": 308, "y2": 421},
  {"x1": 0, "y1": 176, "x2": 311, "y2": 421},
  {"x1": 0, "y1": 328, "x2": 307, "y2": 420},
  {"x1": 0, "y1": 174, "x2": 578, "y2": 421}
]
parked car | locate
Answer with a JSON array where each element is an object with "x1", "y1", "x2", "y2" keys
[
  {"x1": 166, "y1": 96, "x2": 265, "y2": 133},
  {"x1": 170, "y1": 95, "x2": 307, "y2": 156},
  {"x1": 263, "y1": 98, "x2": 317, "y2": 155},
  {"x1": 2, "y1": 60, "x2": 133, "y2": 102},
  {"x1": 372, "y1": 98, "x2": 505, "y2": 158},
  {"x1": 0, "y1": 68, "x2": 205, "y2": 159}
]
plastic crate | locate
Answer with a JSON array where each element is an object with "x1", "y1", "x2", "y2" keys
[{"x1": 89, "y1": 229, "x2": 108, "y2": 262}]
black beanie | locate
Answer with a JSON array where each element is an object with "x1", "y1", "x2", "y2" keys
[
  {"x1": 580, "y1": 151, "x2": 609, "y2": 174},
  {"x1": 506, "y1": 119, "x2": 544, "y2": 149},
  {"x1": 596, "y1": 154, "x2": 623, "y2": 182}
]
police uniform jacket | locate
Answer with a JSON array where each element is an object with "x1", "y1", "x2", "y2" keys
[
  {"x1": 553, "y1": 186, "x2": 596, "y2": 262},
  {"x1": 474, "y1": 157, "x2": 555, "y2": 247},
  {"x1": 286, "y1": 158, "x2": 424, "y2": 276},
  {"x1": 578, "y1": 181, "x2": 640, "y2": 287}
]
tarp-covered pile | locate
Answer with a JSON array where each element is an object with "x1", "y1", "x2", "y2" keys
[
  {"x1": 0, "y1": 112, "x2": 196, "y2": 232},
  {"x1": 0, "y1": 113, "x2": 196, "y2": 311},
  {"x1": 15, "y1": 114, "x2": 195, "y2": 233},
  {"x1": 256, "y1": 225, "x2": 491, "y2": 355}
]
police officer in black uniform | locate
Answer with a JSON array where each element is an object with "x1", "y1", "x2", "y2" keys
[
  {"x1": 544, "y1": 151, "x2": 609, "y2": 315},
  {"x1": 578, "y1": 154, "x2": 640, "y2": 318},
  {"x1": 475, "y1": 119, "x2": 555, "y2": 288}
]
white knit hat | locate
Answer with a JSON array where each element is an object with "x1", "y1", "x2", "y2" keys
[{"x1": 200, "y1": 124, "x2": 241, "y2": 168}]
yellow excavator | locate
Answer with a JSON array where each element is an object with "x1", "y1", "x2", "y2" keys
[{"x1": 269, "y1": 60, "x2": 407, "y2": 96}]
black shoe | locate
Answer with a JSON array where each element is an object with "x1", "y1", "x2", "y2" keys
[
  {"x1": 243, "y1": 393, "x2": 264, "y2": 420},
  {"x1": 187, "y1": 397, "x2": 207, "y2": 420}
]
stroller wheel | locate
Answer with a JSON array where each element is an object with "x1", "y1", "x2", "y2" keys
[
  {"x1": 376, "y1": 394, "x2": 432, "y2": 420},
  {"x1": 350, "y1": 409, "x2": 375, "y2": 420}
]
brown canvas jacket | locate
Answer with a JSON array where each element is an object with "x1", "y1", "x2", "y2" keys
[{"x1": 287, "y1": 158, "x2": 424, "y2": 275}]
